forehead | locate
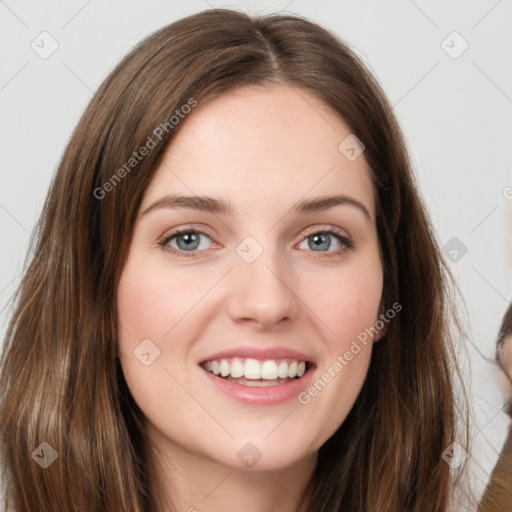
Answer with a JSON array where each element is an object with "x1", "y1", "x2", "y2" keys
[{"x1": 142, "y1": 84, "x2": 375, "y2": 218}]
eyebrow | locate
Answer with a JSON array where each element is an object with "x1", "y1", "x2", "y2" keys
[{"x1": 140, "y1": 193, "x2": 372, "y2": 222}]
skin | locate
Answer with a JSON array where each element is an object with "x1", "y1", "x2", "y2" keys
[
  {"x1": 497, "y1": 305, "x2": 512, "y2": 404},
  {"x1": 116, "y1": 84, "x2": 385, "y2": 512},
  {"x1": 478, "y1": 316, "x2": 512, "y2": 511},
  {"x1": 501, "y1": 338, "x2": 512, "y2": 381},
  {"x1": 499, "y1": 335, "x2": 512, "y2": 406}
]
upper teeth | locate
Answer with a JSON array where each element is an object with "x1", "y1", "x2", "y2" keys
[{"x1": 203, "y1": 358, "x2": 307, "y2": 380}]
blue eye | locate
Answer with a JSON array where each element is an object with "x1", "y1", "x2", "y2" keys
[
  {"x1": 158, "y1": 230, "x2": 213, "y2": 257},
  {"x1": 297, "y1": 230, "x2": 353, "y2": 255},
  {"x1": 158, "y1": 228, "x2": 353, "y2": 258}
]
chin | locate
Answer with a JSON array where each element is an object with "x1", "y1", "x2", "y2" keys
[{"x1": 209, "y1": 437, "x2": 316, "y2": 472}]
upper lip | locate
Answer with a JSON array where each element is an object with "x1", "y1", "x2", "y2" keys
[{"x1": 199, "y1": 346, "x2": 315, "y2": 364}]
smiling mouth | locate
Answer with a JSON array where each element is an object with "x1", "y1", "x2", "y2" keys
[{"x1": 200, "y1": 357, "x2": 314, "y2": 387}]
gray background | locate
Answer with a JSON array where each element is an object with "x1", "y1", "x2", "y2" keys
[{"x1": 1, "y1": 0, "x2": 511, "y2": 501}]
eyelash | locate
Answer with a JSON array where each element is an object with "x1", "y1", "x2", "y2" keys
[{"x1": 157, "y1": 226, "x2": 354, "y2": 259}]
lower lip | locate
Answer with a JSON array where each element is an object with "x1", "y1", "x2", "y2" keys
[{"x1": 199, "y1": 365, "x2": 316, "y2": 406}]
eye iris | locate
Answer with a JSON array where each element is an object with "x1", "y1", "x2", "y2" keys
[
  {"x1": 309, "y1": 233, "x2": 330, "y2": 251},
  {"x1": 171, "y1": 232, "x2": 339, "y2": 253},
  {"x1": 176, "y1": 233, "x2": 200, "y2": 251}
]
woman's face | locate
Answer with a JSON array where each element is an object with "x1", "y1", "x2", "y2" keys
[
  {"x1": 117, "y1": 84, "x2": 384, "y2": 472},
  {"x1": 498, "y1": 310, "x2": 512, "y2": 410},
  {"x1": 502, "y1": 337, "x2": 512, "y2": 378},
  {"x1": 501, "y1": 337, "x2": 512, "y2": 416}
]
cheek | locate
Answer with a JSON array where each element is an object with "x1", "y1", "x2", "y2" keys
[
  {"x1": 115, "y1": 256, "x2": 195, "y2": 389},
  {"x1": 295, "y1": 264, "x2": 381, "y2": 443},
  {"x1": 116, "y1": 258, "x2": 210, "y2": 342},
  {"x1": 115, "y1": 257, "x2": 203, "y2": 423},
  {"x1": 304, "y1": 258, "x2": 383, "y2": 348}
]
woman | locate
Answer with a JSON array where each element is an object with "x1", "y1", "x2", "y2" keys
[
  {"x1": 478, "y1": 304, "x2": 512, "y2": 511},
  {"x1": 0, "y1": 8, "x2": 474, "y2": 511}
]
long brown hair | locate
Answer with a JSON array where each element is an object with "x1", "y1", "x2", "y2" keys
[{"x1": 0, "y1": 8, "x2": 473, "y2": 511}]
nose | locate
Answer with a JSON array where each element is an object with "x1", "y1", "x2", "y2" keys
[{"x1": 227, "y1": 243, "x2": 298, "y2": 330}]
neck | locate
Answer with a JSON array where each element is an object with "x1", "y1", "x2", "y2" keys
[{"x1": 146, "y1": 425, "x2": 317, "y2": 512}]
